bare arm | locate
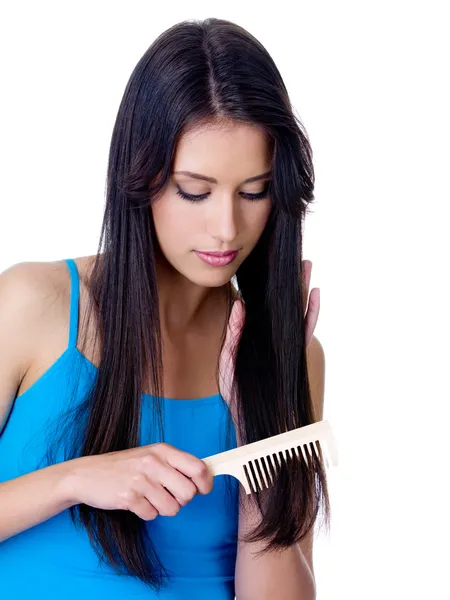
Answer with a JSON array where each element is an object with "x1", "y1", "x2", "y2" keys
[
  {"x1": 234, "y1": 335, "x2": 325, "y2": 600},
  {"x1": 0, "y1": 462, "x2": 77, "y2": 542},
  {"x1": 0, "y1": 262, "x2": 78, "y2": 542},
  {"x1": 0, "y1": 262, "x2": 217, "y2": 543},
  {"x1": 235, "y1": 500, "x2": 316, "y2": 600},
  {"x1": 0, "y1": 262, "x2": 51, "y2": 435}
]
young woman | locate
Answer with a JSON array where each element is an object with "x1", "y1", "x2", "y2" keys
[{"x1": 0, "y1": 17, "x2": 329, "y2": 600}]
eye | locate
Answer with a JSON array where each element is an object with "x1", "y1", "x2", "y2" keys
[
  {"x1": 241, "y1": 181, "x2": 271, "y2": 201},
  {"x1": 176, "y1": 186, "x2": 209, "y2": 203},
  {"x1": 176, "y1": 181, "x2": 271, "y2": 203}
]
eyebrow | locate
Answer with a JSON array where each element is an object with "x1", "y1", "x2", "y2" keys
[{"x1": 173, "y1": 170, "x2": 272, "y2": 184}]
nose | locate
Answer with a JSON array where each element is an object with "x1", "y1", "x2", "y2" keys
[{"x1": 207, "y1": 193, "x2": 239, "y2": 244}]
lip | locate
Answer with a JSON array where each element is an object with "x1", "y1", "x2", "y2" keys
[
  {"x1": 197, "y1": 250, "x2": 240, "y2": 256},
  {"x1": 194, "y1": 250, "x2": 239, "y2": 267}
]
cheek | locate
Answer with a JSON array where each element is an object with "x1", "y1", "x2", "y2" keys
[
  {"x1": 244, "y1": 201, "x2": 273, "y2": 236},
  {"x1": 151, "y1": 198, "x2": 199, "y2": 243}
]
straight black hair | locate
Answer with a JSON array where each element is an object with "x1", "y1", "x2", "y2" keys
[{"x1": 42, "y1": 17, "x2": 330, "y2": 591}]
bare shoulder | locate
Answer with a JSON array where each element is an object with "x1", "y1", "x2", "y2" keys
[
  {"x1": 0, "y1": 259, "x2": 73, "y2": 431},
  {"x1": 0, "y1": 259, "x2": 66, "y2": 321},
  {"x1": 0, "y1": 255, "x2": 96, "y2": 329},
  {"x1": 1, "y1": 256, "x2": 97, "y2": 372},
  {"x1": 0, "y1": 258, "x2": 72, "y2": 317},
  {"x1": 0, "y1": 256, "x2": 99, "y2": 408},
  {"x1": 0, "y1": 259, "x2": 71, "y2": 361}
]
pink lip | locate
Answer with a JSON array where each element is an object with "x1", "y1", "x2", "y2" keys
[
  {"x1": 197, "y1": 250, "x2": 239, "y2": 256},
  {"x1": 194, "y1": 250, "x2": 239, "y2": 267}
]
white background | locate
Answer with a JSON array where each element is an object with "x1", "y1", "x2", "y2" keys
[{"x1": 1, "y1": 1, "x2": 449, "y2": 598}]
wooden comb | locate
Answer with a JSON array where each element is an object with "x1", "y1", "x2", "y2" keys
[{"x1": 202, "y1": 420, "x2": 338, "y2": 495}]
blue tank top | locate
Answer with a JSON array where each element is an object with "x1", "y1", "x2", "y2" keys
[{"x1": 0, "y1": 258, "x2": 239, "y2": 599}]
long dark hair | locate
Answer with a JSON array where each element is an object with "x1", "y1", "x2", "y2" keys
[{"x1": 44, "y1": 17, "x2": 330, "y2": 591}]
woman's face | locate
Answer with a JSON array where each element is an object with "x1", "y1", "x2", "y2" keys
[{"x1": 151, "y1": 120, "x2": 273, "y2": 288}]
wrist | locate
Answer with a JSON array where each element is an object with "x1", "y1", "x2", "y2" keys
[{"x1": 55, "y1": 457, "x2": 87, "y2": 508}]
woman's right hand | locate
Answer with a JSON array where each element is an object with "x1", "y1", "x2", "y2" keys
[{"x1": 64, "y1": 443, "x2": 214, "y2": 520}]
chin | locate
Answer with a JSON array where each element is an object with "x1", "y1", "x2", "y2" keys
[
  {"x1": 195, "y1": 274, "x2": 234, "y2": 288},
  {"x1": 185, "y1": 268, "x2": 235, "y2": 288}
]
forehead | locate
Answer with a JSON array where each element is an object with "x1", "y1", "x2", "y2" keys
[{"x1": 173, "y1": 121, "x2": 272, "y2": 179}]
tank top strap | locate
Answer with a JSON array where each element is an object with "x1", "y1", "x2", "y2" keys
[{"x1": 64, "y1": 258, "x2": 80, "y2": 349}]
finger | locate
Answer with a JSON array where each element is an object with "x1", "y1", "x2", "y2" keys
[
  {"x1": 165, "y1": 448, "x2": 214, "y2": 495},
  {"x1": 128, "y1": 493, "x2": 159, "y2": 521},
  {"x1": 302, "y1": 260, "x2": 312, "y2": 312},
  {"x1": 190, "y1": 464, "x2": 214, "y2": 496},
  {"x1": 130, "y1": 472, "x2": 182, "y2": 517},
  {"x1": 303, "y1": 259, "x2": 312, "y2": 285},
  {"x1": 305, "y1": 288, "x2": 320, "y2": 346},
  {"x1": 158, "y1": 466, "x2": 199, "y2": 505},
  {"x1": 144, "y1": 481, "x2": 182, "y2": 517}
]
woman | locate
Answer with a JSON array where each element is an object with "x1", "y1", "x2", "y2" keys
[{"x1": 0, "y1": 17, "x2": 329, "y2": 600}]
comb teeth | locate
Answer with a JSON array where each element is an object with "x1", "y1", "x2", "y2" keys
[
  {"x1": 243, "y1": 441, "x2": 324, "y2": 493},
  {"x1": 202, "y1": 420, "x2": 339, "y2": 495}
]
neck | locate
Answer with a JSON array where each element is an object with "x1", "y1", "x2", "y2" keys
[{"x1": 154, "y1": 252, "x2": 232, "y2": 335}]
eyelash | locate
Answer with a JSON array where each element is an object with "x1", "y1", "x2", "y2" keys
[{"x1": 176, "y1": 182, "x2": 271, "y2": 203}]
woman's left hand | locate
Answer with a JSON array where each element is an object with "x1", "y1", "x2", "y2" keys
[{"x1": 302, "y1": 259, "x2": 320, "y2": 348}]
